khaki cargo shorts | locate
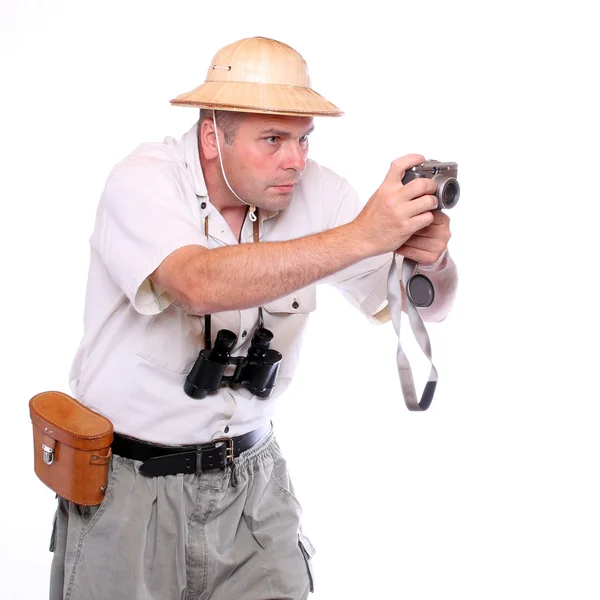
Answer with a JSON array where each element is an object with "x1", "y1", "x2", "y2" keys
[{"x1": 49, "y1": 429, "x2": 315, "y2": 600}]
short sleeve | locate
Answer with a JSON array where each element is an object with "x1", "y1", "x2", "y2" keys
[
  {"x1": 90, "y1": 163, "x2": 207, "y2": 315},
  {"x1": 320, "y1": 174, "x2": 394, "y2": 322}
]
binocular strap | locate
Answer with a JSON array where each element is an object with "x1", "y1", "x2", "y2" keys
[
  {"x1": 203, "y1": 210, "x2": 262, "y2": 350},
  {"x1": 387, "y1": 257, "x2": 438, "y2": 411}
]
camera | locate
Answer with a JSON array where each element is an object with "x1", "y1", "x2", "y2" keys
[
  {"x1": 401, "y1": 160, "x2": 459, "y2": 209},
  {"x1": 184, "y1": 327, "x2": 282, "y2": 400}
]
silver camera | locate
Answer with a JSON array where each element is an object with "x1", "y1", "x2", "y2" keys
[{"x1": 401, "y1": 160, "x2": 459, "y2": 209}]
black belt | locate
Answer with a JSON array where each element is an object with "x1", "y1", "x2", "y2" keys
[{"x1": 111, "y1": 425, "x2": 270, "y2": 477}]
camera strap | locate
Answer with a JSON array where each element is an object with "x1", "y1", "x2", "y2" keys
[
  {"x1": 387, "y1": 256, "x2": 438, "y2": 411},
  {"x1": 203, "y1": 209, "x2": 261, "y2": 350}
]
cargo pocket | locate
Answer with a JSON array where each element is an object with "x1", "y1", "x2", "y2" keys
[
  {"x1": 75, "y1": 455, "x2": 121, "y2": 537},
  {"x1": 298, "y1": 530, "x2": 316, "y2": 593}
]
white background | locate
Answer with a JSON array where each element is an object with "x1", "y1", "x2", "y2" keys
[{"x1": 1, "y1": 0, "x2": 599, "y2": 598}]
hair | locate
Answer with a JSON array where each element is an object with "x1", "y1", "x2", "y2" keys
[{"x1": 199, "y1": 109, "x2": 248, "y2": 145}]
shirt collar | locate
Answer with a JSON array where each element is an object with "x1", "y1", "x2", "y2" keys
[
  {"x1": 181, "y1": 119, "x2": 279, "y2": 222},
  {"x1": 182, "y1": 120, "x2": 208, "y2": 198}
]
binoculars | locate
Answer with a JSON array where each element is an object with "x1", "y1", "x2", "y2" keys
[{"x1": 184, "y1": 327, "x2": 282, "y2": 399}]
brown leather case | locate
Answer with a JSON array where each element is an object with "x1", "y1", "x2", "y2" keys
[{"x1": 29, "y1": 391, "x2": 114, "y2": 506}]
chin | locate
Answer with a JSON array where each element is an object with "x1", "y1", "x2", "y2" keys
[{"x1": 259, "y1": 194, "x2": 293, "y2": 212}]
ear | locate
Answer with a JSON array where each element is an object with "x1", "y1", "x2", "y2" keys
[{"x1": 199, "y1": 118, "x2": 219, "y2": 160}]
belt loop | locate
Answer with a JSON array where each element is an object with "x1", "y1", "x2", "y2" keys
[{"x1": 195, "y1": 447, "x2": 203, "y2": 475}]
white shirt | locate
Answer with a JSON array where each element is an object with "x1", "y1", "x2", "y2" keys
[{"x1": 69, "y1": 121, "x2": 392, "y2": 444}]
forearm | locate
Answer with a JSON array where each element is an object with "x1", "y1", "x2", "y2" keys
[
  {"x1": 415, "y1": 251, "x2": 458, "y2": 322},
  {"x1": 187, "y1": 222, "x2": 371, "y2": 314}
]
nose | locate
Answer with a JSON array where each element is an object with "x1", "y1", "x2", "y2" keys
[{"x1": 281, "y1": 140, "x2": 307, "y2": 173}]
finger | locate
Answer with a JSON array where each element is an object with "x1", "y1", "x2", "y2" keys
[
  {"x1": 407, "y1": 211, "x2": 450, "y2": 237},
  {"x1": 408, "y1": 227, "x2": 448, "y2": 240},
  {"x1": 384, "y1": 154, "x2": 425, "y2": 185},
  {"x1": 409, "y1": 221, "x2": 451, "y2": 240},
  {"x1": 398, "y1": 236, "x2": 446, "y2": 253},
  {"x1": 402, "y1": 195, "x2": 438, "y2": 218},
  {"x1": 429, "y1": 210, "x2": 450, "y2": 225},
  {"x1": 400, "y1": 178, "x2": 437, "y2": 200},
  {"x1": 406, "y1": 211, "x2": 435, "y2": 232},
  {"x1": 395, "y1": 246, "x2": 440, "y2": 266}
]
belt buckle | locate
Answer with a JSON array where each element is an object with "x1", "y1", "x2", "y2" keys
[{"x1": 211, "y1": 437, "x2": 234, "y2": 466}]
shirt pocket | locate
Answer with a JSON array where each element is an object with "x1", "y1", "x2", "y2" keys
[
  {"x1": 261, "y1": 285, "x2": 317, "y2": 316},
  {"x1": 136, "y1": 305, "x2": 204, "y2": 374},
  {"x1": 261, "y1": 285, "x2": 317, "y2": 384}
]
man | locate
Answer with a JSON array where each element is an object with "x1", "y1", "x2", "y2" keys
[{"x1": 49, "y1": 36, "x2": 458, "y2": 600}]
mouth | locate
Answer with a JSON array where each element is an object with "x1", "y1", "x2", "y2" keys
[{"x1": 270, "y1": 182, "x2": 297, "y2": 192}]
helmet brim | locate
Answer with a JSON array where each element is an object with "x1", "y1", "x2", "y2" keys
[{"x1": 170, "y1": 81, "x2": 343, "y2": 117}]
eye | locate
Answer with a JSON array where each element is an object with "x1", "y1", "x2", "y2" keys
[
  {"x1": 300, "y1": 134, "x2": 310, "y2": 143},
  {"x1": 266, "y1": 136, "x2": 279, "y2": 145}
]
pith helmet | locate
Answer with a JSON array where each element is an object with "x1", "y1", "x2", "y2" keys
[{"x1": 170, "y1": 36, "x2": 343, "y2": 117}]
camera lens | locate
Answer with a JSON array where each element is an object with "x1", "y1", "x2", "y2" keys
[{"x1": 440, "y1": 179, "x2": 460, "y2": 209}]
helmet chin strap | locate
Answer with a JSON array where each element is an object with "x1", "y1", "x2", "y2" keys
[{"x1": 212, "y1": 111, "x2": 257, "y2": 222}]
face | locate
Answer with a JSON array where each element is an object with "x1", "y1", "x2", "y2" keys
[{"x1": 219, "y1": 113, "x2": 314, "y2": 212}]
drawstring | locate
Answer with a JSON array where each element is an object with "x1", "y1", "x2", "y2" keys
[{"x1": 212, "y1": 110, "x2": 256, "y2": 221}]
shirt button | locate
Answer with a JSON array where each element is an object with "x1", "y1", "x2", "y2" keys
[
  {"x1": 241, "y1": 330, "x2": 247, "y2": 337},
  {"x1": 224, "y1": 426, "x2": 230, "y2": 434},
  {"x1": 200, "y1": 201, "x2": 207, "y2": 209},
  {"x1": 292, "y1": 300, "x2": 299, "y2": 309}
]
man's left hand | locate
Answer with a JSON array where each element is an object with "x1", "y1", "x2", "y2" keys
[{"x1": 395, "y1": 210, "x2": 451, "y2": 267}]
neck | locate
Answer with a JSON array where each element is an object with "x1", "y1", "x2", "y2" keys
[
  {"x1": 199, "y1": 151, "x2": 252, "y2": 240},
  {"x1": 200, "y1": 145, "x2": 250, "y2": 211}
]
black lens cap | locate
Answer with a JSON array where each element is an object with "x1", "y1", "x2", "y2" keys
[{"x1": 406, "y1": 274, "x2": 435, "y2": 307}]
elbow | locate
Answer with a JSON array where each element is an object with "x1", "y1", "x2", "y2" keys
[
  {"x1": 418, "y1": 283, "x2": 458, "y2": 323},
  {"x1": 181, "y1": 277, "x2": 226, "y2": 316},
  {"x1": 421, "y1": 308, "x2": 451, "y2": 323},
  {"x1": 185, "y1": 295, "x2": 211, "y2": 316},
  {"x1": 178, "y1": 274, "x2": 214, "y2": 316},
  {"x1": 421, "y1": 260, "x2": 459, "y2": 323},
  {"x1": 150, "y1": 247, "x2": 213, "y2": 315},
  {"x1": 419, "y1": 305, "x2": 448, "y2": 323}
]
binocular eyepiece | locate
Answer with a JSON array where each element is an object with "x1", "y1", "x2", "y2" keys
[{"x1": 184, "y1": 327, "x2": 282, "y2": 400}]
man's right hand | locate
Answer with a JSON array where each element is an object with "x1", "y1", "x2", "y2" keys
[{"x1": 352, "y1": 154, "x2": 439, "y2": 256}]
